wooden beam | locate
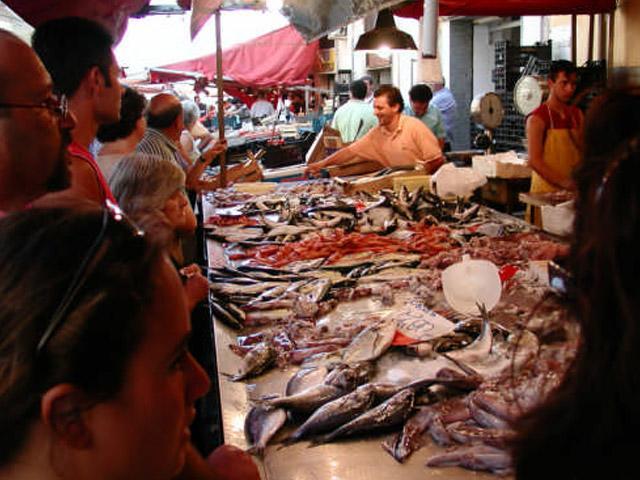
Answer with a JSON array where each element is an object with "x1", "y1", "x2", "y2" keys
[{"x1": 215, "y1": 9, "x2": 226, "y2": 188}]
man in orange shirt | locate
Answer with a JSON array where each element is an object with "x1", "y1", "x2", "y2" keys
[{"x1": 306, "y1": 85, "x2": 443, "y2": 175}]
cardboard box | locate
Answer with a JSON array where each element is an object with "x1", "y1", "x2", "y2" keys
[
  {"x1": 341, "y1": 169, "x2": 427, "y2": 195},
  {"x1": 472, "y1": 151, "x2": 531, "y2": 179},
  {"x1": 393, "y1": 175, "x2": 431, "y2": 193},
  {"x1": 305, "y1": 124, "x2": 347, "y2": 166},
  {"x1": 325, "y1": 159, "x2": 382, "y2": 177}
]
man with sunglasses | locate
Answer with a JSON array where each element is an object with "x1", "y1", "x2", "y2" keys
[
  {"x1": 0, "y1": 30, "x2": 76, "y2": 214},
  {"x1": 32, "y1": 17, "x2": 124, "y2": 206}
]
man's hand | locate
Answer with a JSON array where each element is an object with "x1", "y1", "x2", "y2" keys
[
  {"x1": 305, "y1": 161, "x2": 324, "y2": 177},
  {"x1": 201, "y1": 139, "x2": 228, "y2": 165},
  {"x1": 180, "y1": 264, "x2": 209, "y2": 311},
  {"x1": 207, "y1": 445, "x2": 260, "y2": 480}
]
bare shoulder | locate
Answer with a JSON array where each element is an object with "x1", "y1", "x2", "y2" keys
[{"x1": 67, "y1": 154, "x2": 103, "y2": 203}]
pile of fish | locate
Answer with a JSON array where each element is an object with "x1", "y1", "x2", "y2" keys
[
  {"x1": 204, "y1": 180, "x2": 577, "y2": 476},
  {"x1": 241, "y1": 310, "x2": 567, "y2": 476},
  {"x1": 204, "y1": 186, "x2": 484, "y2": 246}
]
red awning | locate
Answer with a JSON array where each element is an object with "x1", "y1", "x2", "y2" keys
[
  {"x1": 160, "y1": 25, "x2": 319, "y2": 88},
  {"x1": 395, "y1": 0, "x2": 616, "y2": 19},
  {"x1": 3, "y1": 0, "x2": 148, "y2": 40}
]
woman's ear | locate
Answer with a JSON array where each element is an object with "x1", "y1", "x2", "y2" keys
[{"x1": 41, "y1": 384, "x2": 93, "y2": 449}]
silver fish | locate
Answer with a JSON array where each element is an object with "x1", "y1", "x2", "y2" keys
[
  {"x1": 265, "y1": 363, "x2": 371, "y2": 413},
  {"x1": 319, "y1": 388, "x2": 415, "y2": 443},
  {"x1": 211, "y1": 281, "x2": 287, "y2": 297},
  {"x1": 245, "y1": 309, "x2": 294, "y2": 326},
  {"x1": 445, "y1": 312, "x2": 493, "y2": 364},
  {"x1": 323, "y1": 362, "x2": 374, "y2": 391},
  {"x1": 342, "y1": 316, "x2": 397, "y2": 364},
  {"x1": 263, "y1": 383, "x2": 345, "y2": 413},
  {"x1": 245, "y1": 405, "x2": 287, "y2": 456},
  {"x1": 230, "y1": 343, "x2": 276, "y2": 381},
  {"x1": 285, "y1": 383, "x2": 377, "y2": 443},
  {"x1": 285, "y1": 366, "x2": 329, "y2": 396}
]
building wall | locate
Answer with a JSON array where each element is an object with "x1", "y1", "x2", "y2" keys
[
  {"x1": 613, "y1": 0, "x2": 640, "y2": 67},
  {"x1": 449, "y1": 19, "x2": 474, "y2": 150},
  {"x1": 473, "y1": 23, "x2": 495, "y2": 98}
]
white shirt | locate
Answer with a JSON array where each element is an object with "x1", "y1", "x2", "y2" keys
[{"x1": 250, "y1": 99, "x2": 275, "y2": 118}]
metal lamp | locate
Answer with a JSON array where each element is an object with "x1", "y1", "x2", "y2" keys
[{"x1": 354, "y1": 8, "x2": 417, "y2": 51}]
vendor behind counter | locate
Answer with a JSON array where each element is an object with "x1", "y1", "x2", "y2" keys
[{"x1": 306, "y1": 85, "x2": 444, "y2": 177}]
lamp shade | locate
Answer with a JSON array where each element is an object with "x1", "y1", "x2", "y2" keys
[{"x1": 354, "y1": 8, "x2": 417, "y2": 51}]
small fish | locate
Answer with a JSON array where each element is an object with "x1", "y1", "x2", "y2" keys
[
  {"x1": 244, "y1": 309, "x2": 294, "y2": 326},
  {"x1": 445, "y1": 310, "x2": 493, "y2": 364},
  {"x1": 211, "y1": 281, "x2": 288, "y2": 297},
  {"x1": 285, "y1": 366, "x2": 329, "y2": 396},
  {"x1": 342, "y1": 316, "x2": 397, "y2": 364},
  {"x1": 319, "y1": 388, "x2": 415, "y2": 443},
  {"x1": 229, "y1": 343, "x2": 276, "y2": 382},
  {"x1": 426, "y1": 445, "x2": 512, "y2": 475},
  {"x1": 323, "y1": 362, "x2": 374, "y2": 391},
  {"x1": 382, "y1": 407, "x2": 434, "y2": 463},
  {"x1": 210, "y1": 298, "x2": 244, "y2": 330},
  {"x1": 285, "y1": 384, "x2": 377, "y2": 443},
  {"x1": 263, "y1": 383, "x2": 345, "y2": 413},
  {"x1": 245, "y1": 405, "x2": 287, "y2": 456},
  {"x1": 447, "y1": 422, "x2": 513, "y2": 449}
]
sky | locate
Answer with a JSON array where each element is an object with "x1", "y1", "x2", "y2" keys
[{"x1": 115, "y1": 9, "x2": 288, "y2": 74}]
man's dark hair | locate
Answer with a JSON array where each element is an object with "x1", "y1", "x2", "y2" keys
[
  {"x1": 374, "y1": 84, "x2": 404, "y2": 113},
  {"x1": 408, "y1": 84, "x2": 433, "y2": 103},
  {"x1": 359, "y1": 74, "x2": 374, "y2": 86},
  {"x1": 549, "y1": 60, "x2": 578, "y2": 81},
  {"x1": 146, "y1": 103, "x2": 182, "y2": 130},
  {"x1": 349, "y1": 80, "x2": 367, "y2": 100},
  {"x1": 97, "y1": 87, "x2": 147, "y2": 142},
  {"x1": 32, "y1": 17, "x2": 115, "y2": 97}
]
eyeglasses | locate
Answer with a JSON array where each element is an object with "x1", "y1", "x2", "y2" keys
[
  {"x1": 36, "y1": 200, "x2": 144, "y2": 354},
  {"x1": 0, "y1": 94, "x2": 69, "y2": 121}
]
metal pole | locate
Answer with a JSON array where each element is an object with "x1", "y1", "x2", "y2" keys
[
  {"x1": 598, "y1": 13, "x2": 607, "y2": 61},
  {"x1": 570, "y1": 15, "x2": 577, "y2": 63},
  {"x1": 215, "y1": 9, "x2": 226, "y2": 188},
  {"x1": 608, "y1": 10, "x2": 616, "y2": 70},
  {"x1": 588, "y1": 14, "x2": 595, "y2": 62}
]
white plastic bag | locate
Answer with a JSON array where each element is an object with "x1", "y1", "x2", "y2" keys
[{"x1": 431, "y1": 163, "x2": 487, "y2": 199}]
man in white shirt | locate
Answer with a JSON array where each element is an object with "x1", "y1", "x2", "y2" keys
[{"x1": 250, "y1": 91, "x2": 275, "y2": 118}]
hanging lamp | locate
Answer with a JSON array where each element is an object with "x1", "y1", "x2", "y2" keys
[{"x1": 354, "y1": 8, "x2": 417, "y2": 51}]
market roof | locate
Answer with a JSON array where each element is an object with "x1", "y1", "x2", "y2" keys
[
  {"x1": 394, "y1": 0, "x2": 617, "y2": 18},
  {"x1": 159, "y1": 25, "x2": 319, "y2": 88}
]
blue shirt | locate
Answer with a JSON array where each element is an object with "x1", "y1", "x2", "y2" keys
[
  {"x1": 404, "y1": 103, "x2": 446, "y2": 142},
  {"x1": 431, "y1": 88, "x2": 457, "y2": 142}
]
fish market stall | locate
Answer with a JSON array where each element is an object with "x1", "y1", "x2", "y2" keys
[{"x1": 201, "y1": 179, "x2": 575, "y2": 479}]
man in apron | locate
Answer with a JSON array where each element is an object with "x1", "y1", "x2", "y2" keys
[{"x1": 526, "y1": 60, "x2": 583, "y2": 224}]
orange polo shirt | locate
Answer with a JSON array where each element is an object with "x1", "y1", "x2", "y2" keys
[{"x1": 346, "y1": 114, "x2": 442, "y2": 169}]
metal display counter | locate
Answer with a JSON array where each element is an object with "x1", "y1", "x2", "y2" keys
[{"x1": 201, "y1": 198, "x2": 500, "y2": 480}]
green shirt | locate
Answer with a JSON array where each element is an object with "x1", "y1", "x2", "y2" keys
[
  {"x1": 404, "y1": 103, "x2": 446, "y2": 140},
  {"x1": 331, "y1": 99, "x2": 378, "y2": 143}
]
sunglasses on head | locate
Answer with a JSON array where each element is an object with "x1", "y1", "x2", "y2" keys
[{"x1": 36, "y1": 201, "x2": 144, "y2": 354}]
